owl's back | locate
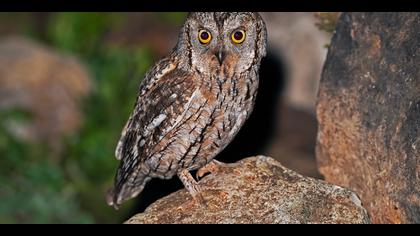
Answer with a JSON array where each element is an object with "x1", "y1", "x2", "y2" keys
[{"x1": 108, "y1": 55, "x2": 199, "y2": 207}]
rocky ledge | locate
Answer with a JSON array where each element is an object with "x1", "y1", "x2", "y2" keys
[{"x1": 126, "y1": 156, "x2": 370, "y2": 224}]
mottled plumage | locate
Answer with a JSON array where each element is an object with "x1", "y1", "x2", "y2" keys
[{"x1": 107, "y1": 12, "x2": 267, "y2": 209}]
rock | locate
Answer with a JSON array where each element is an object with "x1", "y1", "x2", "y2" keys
[
  {"x1": 316, "y1": 13, "x2": 420, "y2": 223},
  {"x1": 0, "y1": 36, "x2": 92, "y2": 151},
  {"x1": 126, "y1": 156, "x2": 370, "y2": 224}
]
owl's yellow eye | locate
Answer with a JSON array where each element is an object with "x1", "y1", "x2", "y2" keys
[
  {"x1": 198, "y1": 30, "x2": 212, "y2": 44},
  {"x1": 231, "y1": 30, "x2": 246, "y2": 44}
]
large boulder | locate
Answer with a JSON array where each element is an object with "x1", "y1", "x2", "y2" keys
[
  {"x1": 126, "y1": 156, "x2": 370, "y2": 224},
  {"x1": 316, "y1": 12, "x2": 419, "y2": 223}
]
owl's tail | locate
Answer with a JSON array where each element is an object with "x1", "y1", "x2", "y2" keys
[{"x1": 106, "y1": 174, "x2": 151, "y2": 210}]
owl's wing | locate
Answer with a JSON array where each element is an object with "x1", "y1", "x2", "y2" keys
[
  {"x1": 108, "y1": 58, "x2": 198, "y2": 208},
  {"x1": 115, "y1": 59, "x2": 196, "y2": 161}
]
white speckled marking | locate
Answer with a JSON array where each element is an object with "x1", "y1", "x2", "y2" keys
[
  {"x1": 156, "y1": 64, "x2": 175, "y2": 79},
  {"x1": 139, "y1": 139, "x2": 146, "y2": 147},
  {"x1": 170, "y1": 89, "x2": 200, "y2": 131},
  {"x1": 350, "y1": 192, "x2": 363, "y2": 208},
  {"x1": 143, "y1": 114, "x2": 167, "y2": 137},
  {"x1": 151, "y1": 114, "x2": 167, "y2": 128}
]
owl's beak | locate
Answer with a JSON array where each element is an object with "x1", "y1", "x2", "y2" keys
[{"x1": 215, "y1": 49, "x2": 226, "y2": 65}]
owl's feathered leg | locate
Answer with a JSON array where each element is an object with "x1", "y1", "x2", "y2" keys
[
  {"x1": 177, "y1": 169, "x2": 205, "y2": 205},
  {"x1": 196, "y1": 159, "x2": 236, "y2": 179}
]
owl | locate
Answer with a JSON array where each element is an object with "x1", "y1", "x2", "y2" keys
[{"x1": 107, "y1": 12, "x2": 267, "y2": 209}]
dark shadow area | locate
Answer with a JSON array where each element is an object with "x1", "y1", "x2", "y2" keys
[
  {"x1": 270, "y1": 105, "x2": 321, "y2": 179},
  {"x1": 216, "y1": 52, "x2": 286, "y2": 163},
  {"x1": 123, "y1": 51, "x2": 286, "y2": 222}
]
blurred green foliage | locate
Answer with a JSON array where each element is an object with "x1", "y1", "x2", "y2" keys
[
  {"x1": 153, "y1": 12, "x2": 188, "y2": 25},
  {"x1": 0, "y1": 12, "x2": 186, "y2": 223},
  {"x1": 47, "y1": 13, "x2": 123, "y2": 55}
]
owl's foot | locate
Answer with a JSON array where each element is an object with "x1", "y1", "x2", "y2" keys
[
  {"x1": 196, "y1": 159, "x2": 233, "y2": 179},
  {"x1": 177, "y1": 169, "x2": 206, "y2": 206}
]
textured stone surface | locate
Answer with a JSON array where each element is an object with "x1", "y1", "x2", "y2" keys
[
  {"x1": 126, "y1": 156, "x2": 370, "y2": 224},
  {"x1": 316, "y1": 12, "x2": 420, "y2": 223}
]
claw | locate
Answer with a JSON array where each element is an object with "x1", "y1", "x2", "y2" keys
[{"x1": 196, "y1": 159, "x2": 230, "y2": 179}]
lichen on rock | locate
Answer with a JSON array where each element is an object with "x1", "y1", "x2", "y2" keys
[{"x1": 316, "y1": 12, "x2": 420, "y2": 223}]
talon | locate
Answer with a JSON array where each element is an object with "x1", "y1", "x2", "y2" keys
[
  {"x1": 196, "y1": 159, "x2": 230, "y2": 179},
  {"x1": 196, "y1": 168, "x2": 210, "y2": 179}
]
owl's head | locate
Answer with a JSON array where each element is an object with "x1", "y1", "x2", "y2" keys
[{"x1": 176, "y1": 12, "x2": 267, "y2": 74}]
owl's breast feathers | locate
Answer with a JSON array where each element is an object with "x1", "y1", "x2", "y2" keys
[{"x1": 108, "y1": 56, "x2": 259, "y2": 208}]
